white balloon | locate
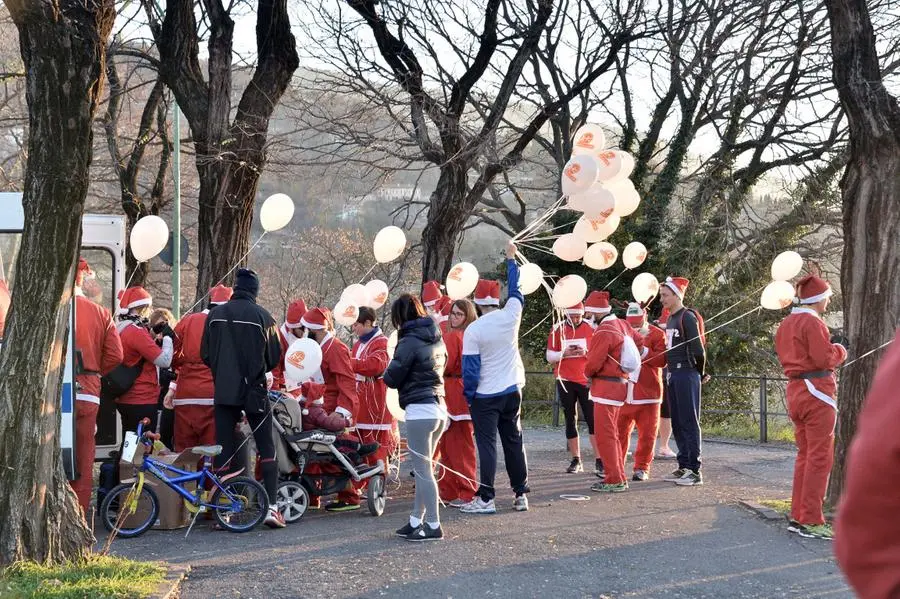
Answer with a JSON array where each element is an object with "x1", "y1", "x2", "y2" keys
[
  {"x1": 333, "y1": 299, "x2": 360, "y2": 326},
  {"x1": 622, "y1": 242, "x2": 648, "y2": 269},
  {"x1": 373, "y1": 226, "x2": 407, "y2": 264},
  {"x1": 761, "y1": 280, "x2": 796, "y2": 310},
  {"x1": 567, "y1": 184, "x2": 617, "y2": 219},
  {"x1": 771, "y1": 251, "x2": 804, "y2": 282},
  {"x1": 552, "y1": 233, "x2": 588, "y2": 262},
  {"x1": 583, "y1": 242, "x2": 618, "y2": 270},
  {"x1": 130, "y1": 215, "x2": 170, "y2": 262},
  {"x1": 445, "y1": 262, "x2": 479, "y2": 300},
  {"x1": 259, "y1": 193, "x2": 295, "y2": 232},
  {"x1": 385, "y1": 388, "x2": 405, "y2": 422},
  {"x1": 596, "y1": 150, "x2": 635, "y2": 183},
  {"x1": 364, "y1": 279, "x2": 389, "y2": 309},
  {"x1": 573, "y1": 213, "x2": 621, "y2": 243},
  {"x1": 284, "y1": 338, "x2": 323, "y2": 385},
  {"x1": 571, "y1": 124, "x2": 607, "y2": 155},
  {"x1": 631, "y1": 272, "x2": 660, "y2": 304},
  {"x1": 341, "y1": 283, "x2": 370, "y2": 308},
  {"x1": 518, "y1": 263, "x2": 544, "y2": 295},
  {"x1": 607, "y1": 179, "x2": 641, "y2": 217},
  {"x1": 561, "y1": 155, "x2": 600, "y2": 196},
  {"x1": 387, "y1": 329, "x2": 398, "y2": 356},
  {"x1": 552, "y1": 274, "x2": 588, "y2": 308}
]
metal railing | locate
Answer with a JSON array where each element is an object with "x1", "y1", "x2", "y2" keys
[{"x1": 521, "y1": 371, "x2": 790, "y2": 444}]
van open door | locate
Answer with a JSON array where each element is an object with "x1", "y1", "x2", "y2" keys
[{"x1": 0, "y1": 193, "x2": 126, "y2": 477}]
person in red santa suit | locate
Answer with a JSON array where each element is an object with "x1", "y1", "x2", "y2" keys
[
  {"x1": 422, "y1": 280, "x2": 450, "y2": 327},
  {"x1": 115, "y1": 286, "x2": 174, "y2": 443},
  {"x1": 271, "y1": 298, "x2": 307, "y2": 391},
  {"x1": 835, "y1": 329, "x2": 900, "y2": 599},
  {"x1": 774, "y1": 275, "x2": 847, "y2": 540},
  {"x1": 546, "y1": 301, "x2": 601, "y2": 476},
  {"x1": 350, "y1": 306, "x2": 394, "y2": 470},
  {"x1": 617, "y1": 302, "x2": 667, "y2": 481},
  {"x1": 71, "y1": 258, "x2": 124, "y2": 515},
  {"x1": 653, "y1": 308, "x2": 677, "y2": 458},
  {"x1": 583, "y1": 290, "x2": 610, "y2": 329},
  {"x1": 583, "y1": 291, "x2": 643, "y2": 493},
  {"x1": 163, "y1": 285, "x2": 232, "y2": 451},
  {"x1": 300, "y1": 307, "x2": 362, "y2": 511},
  {"x1": 434, "y1": 298, "x2": 479, "y2": 507}
]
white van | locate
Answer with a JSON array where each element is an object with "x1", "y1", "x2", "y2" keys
[{"x1": 0, "y1": 192, "x2": 126, "y2": 479}]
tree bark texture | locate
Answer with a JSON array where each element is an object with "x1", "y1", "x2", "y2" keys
[
  {"x1": 0, "y1": 0, "x2": 115, "y2": 565},
  {"x1": 825, "y1": 0, "x2": 900, "y2": 505}
]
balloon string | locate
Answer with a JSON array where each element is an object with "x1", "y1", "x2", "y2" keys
[
  {"x1": 513, "y1": 195, "x2": 566, "y2": 242},
  {"x1": 705, "y1": 283, "x2": 768, "y2": 323},
  {"x1": 839, "y1": 338, "x2": 893, "y2": 370},
  {"x1": 603, "y1": 268, "x2": 629, "y2": 290},
  {"x1": 517, "y1": 241, "x2": 557, "y2": 257},
  {"x1": 183, "y1": 231, "x2": 267, "y2": 314},
  {"x1": 123, "y1": 265, "x2": 140, "y2": 291},
  {"x1": 357, "y1": 263, "x2": 377, "y2": 284},
  {"x1": 643, "y1": 305, "x2": 761, "y2": 364},
  {"x1": 520, "y1": 310, "x2": 554, "y2": 338}
]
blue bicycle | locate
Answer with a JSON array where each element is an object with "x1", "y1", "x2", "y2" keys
[{"x1": 100, "y1": 418, "x2": 268, "y2": 537}]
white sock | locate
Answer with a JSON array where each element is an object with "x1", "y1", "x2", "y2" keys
[
  {"x1": 426, "y1": 521, "x2": 440, "y2": 529},
  {"x1": 268, "y1": 505, "x2": 278, "y2": 511},
  {"x1": 409, "y1": 515, "x2": 422, "y2": 527}
]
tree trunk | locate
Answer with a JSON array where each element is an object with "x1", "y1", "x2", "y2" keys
[
  {"x1": 825, "y1": 0, "x2": 900, "y2": 506},
  {"x1": 0, "y1": 0, "x2": 115, "y2": 565},
  {"x1": 421, "y1": 165, "x2": 474, "y2": 282}
]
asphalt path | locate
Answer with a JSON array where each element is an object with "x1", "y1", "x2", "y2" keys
[{"x1": 107, "y1": 428, "x2": 850, "y2": 599}]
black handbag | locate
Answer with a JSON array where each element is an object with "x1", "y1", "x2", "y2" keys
[
  {"x1": 224, "y1": 307, "x2": 268, "y2": 415},
  {"x1": 101, "y1": 359, "x2": 144, "y2": 398}
]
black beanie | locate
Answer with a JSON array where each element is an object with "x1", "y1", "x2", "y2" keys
[{"x1": 234, "y1": 268, "x2": 260, "y2": 298}]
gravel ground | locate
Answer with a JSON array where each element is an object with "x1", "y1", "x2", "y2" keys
[{"x1": 107, "y1": 427, "x2": 850, "y2": 599}]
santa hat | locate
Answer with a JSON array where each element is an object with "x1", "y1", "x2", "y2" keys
[
  {"x1": 625, "y1": 302, "x2": 647, "y2": 327},
  {"x1": 795, "y1": 275, "x2": 833, "y2": 305},
  {"x1": 437, "y1": 295, "x2": 453, "y2": 317},
  {"x1": 421, "y1": 280, "x2": 442, "y2": 307},
  {"x1": 209, "y1": 285, "x2": 233, "y2": 306},
  {"x1": 285, "y1": 299, "x2": 308, "y2": 328},
  {"x1": 474, "y1": 279, "x2": 500, "y2": 306},
  {"x1": 565, "y1": 302, "x2": 585, "y2": 316},
  {"x1": 663, "y1": 276, "x2": 689, "y2": 299},
  {"x1": 75, "y1": 258, "x2": 94, "y2": 287},
  {"x1": 119, "y1": 286, "x2": 152, "y2": 312},
  {"x1": 657, "y1": 308, "x2": 670, "y2": 328},
  {"x1": 584, "y1": 291, "x2": 611, "y2": 314},
  {"x1": 300, "y1": 307, "x2": 330, "y2": 330}
]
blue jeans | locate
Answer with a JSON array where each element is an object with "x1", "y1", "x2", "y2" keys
[
  {"x1": 667, "y1": 368, "x2": 702, "y2": 472},
  {"x1": 469, "y1": 390, "x2": 530, "y2": 501}
]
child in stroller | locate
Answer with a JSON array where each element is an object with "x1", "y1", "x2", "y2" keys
[{"x1": 268, "y1": 389, "x2": 387, "y2": 523}]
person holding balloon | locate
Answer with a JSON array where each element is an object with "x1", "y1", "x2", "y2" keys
[{"x1": 271, "y1": 298, "x2": 308, "y2": 391}]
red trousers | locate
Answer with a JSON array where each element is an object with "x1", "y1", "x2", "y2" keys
[
  {"x1": 594, "y1": 402, "x2": 626, "y2": 484},
  {"x1": 435, "y1": 419, "x2": 477, "y2": 502},
  {"x1": 617, "y1": 403, "x2": 660, "y2": 472},
  {"x1": 787, "y1": 382, "x2": 836, "y2": 526},
  {"x1": 174, "y1": 404, "x2": 215, "y2": 451},
  {"x1": 70, "y1": 400, "x2": 98, "y2": 515}
]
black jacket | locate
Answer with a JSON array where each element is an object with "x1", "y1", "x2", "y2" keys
[
  {"x1": 201, "y1": 290, "x2": 282, "y2": 407},
  {"x1": 383, "y1": 317, "x2": 446, "y2": 408}
]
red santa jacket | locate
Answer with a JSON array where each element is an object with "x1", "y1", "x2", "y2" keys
[
  {"x1": 352, "y1": 328, "x2": 391, "y2": 429},
  {"x1": 584, "y1": 315, "x2": 643, "y2": 406},
  {"x1": 835, "y1": 329, "x2": 900, "y2": 599},
  {"x1": 546, "y1": 320, "x2": 593, "y2": 385},
  {"x1": 117, "y1": 321, "x2": 163, "y2": 406},
  {"x1": 74, "y1": 294, "x2": 123, "y2": 402},
  {"x1": 627, "y1": 323, "x2": 667, "y2": 403},
  {"x1": 319, "y1": 333, "x2": 359, "y2": 419},
  {"x1": 774, "y1": 307, "x2": 847, "y2": 407},
  {"x1": 442, "y1": 324, "x2": 471, "y2": 420},
  {"x1": 171, "y1": 311, "x2": 215, "y2": 405}
]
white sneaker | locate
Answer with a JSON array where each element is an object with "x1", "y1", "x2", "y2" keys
[
  {"x1": 459, "y1": 497, "x2": 496, "y2": 514},
  {"x1": 513, "y1": 495, "x2": 529, "y2": 512}
]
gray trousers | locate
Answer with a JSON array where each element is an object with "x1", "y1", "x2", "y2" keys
[{"x1": 407, "y1": 417, "x2": 445, "y2": 524}]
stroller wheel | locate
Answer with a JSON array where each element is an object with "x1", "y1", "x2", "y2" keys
[
  {"x1": 276, "y1": 480, "x2": 309, "y2": 523},
  {"x1": 367, "y1": 475, "x2": 386, "y2": 517}
]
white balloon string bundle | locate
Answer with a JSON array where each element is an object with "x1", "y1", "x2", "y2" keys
[
  {"x1": 183, "y1": 231, "x2": 267, "y2": 314},
  {"x1": 404, "y1": 445, "x2": 492, "y2": 491},
  {"x1": 512, "y1": 195, "x2": 566, "y2": 242}
]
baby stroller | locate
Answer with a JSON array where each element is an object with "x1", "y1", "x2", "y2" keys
[{"x1": 268, "y1": 391, "x2": 386, "y2": 523}]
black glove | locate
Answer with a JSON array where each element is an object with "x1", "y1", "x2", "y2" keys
[
  {"x1": 151, "y1": 321, "x2": 177, "y2": 340},
  {"x1": 830, "y1": 334, "x2": 849, "y2": 351}
]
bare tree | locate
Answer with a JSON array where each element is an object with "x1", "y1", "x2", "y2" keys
[
  {"x1": 825, "y1": 0, "x2": 900, "y2": 504},
  {"x1": 0, "y1": 0, "x2": 116, "y2": 565}
]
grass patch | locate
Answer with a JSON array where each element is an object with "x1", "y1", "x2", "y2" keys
[
  {"x1": 758, "y1": 499, "x2": 792, "y2": 516},
  {"x1": 703, "y1": 417, "x2": 795, "y2": 443},
  {"x1": 0, "y1": 555, "x2": 166, "y2": 599}
]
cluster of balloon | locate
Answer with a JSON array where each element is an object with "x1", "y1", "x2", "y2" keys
[
  {"x1": 384, "y1": 330, "x2": 405, "y2": 421},
  {"x1": 335, "y1": 279, "x2": 392, "y2": 326},
  {"x1": 445, "y1": 262, "x2": 479, "y2": 300},
  {"x1": 284, "y1": 337, "x2": 323, "y2": 385},
  {"x1": 130, "y1": 215, "x2": 170, "y2": 262},
  {"x1": 552, "y1": 274, "x2": 588, "y2": 308},
  {"x1": 761, "y1": 251, "x2": 804, "y2": 310}
]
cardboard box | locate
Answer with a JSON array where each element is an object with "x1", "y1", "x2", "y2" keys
[{"x1": 120, "y1": 449, "x2": 199, "y2": 530}]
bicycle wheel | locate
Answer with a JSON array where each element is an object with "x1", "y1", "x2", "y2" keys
[
  {"x1": 100, "y1": 482, "x2": 159, "y2": 538},
  {"x1": 210, "y1": 476, "x2": 268, "y2": 533}
]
